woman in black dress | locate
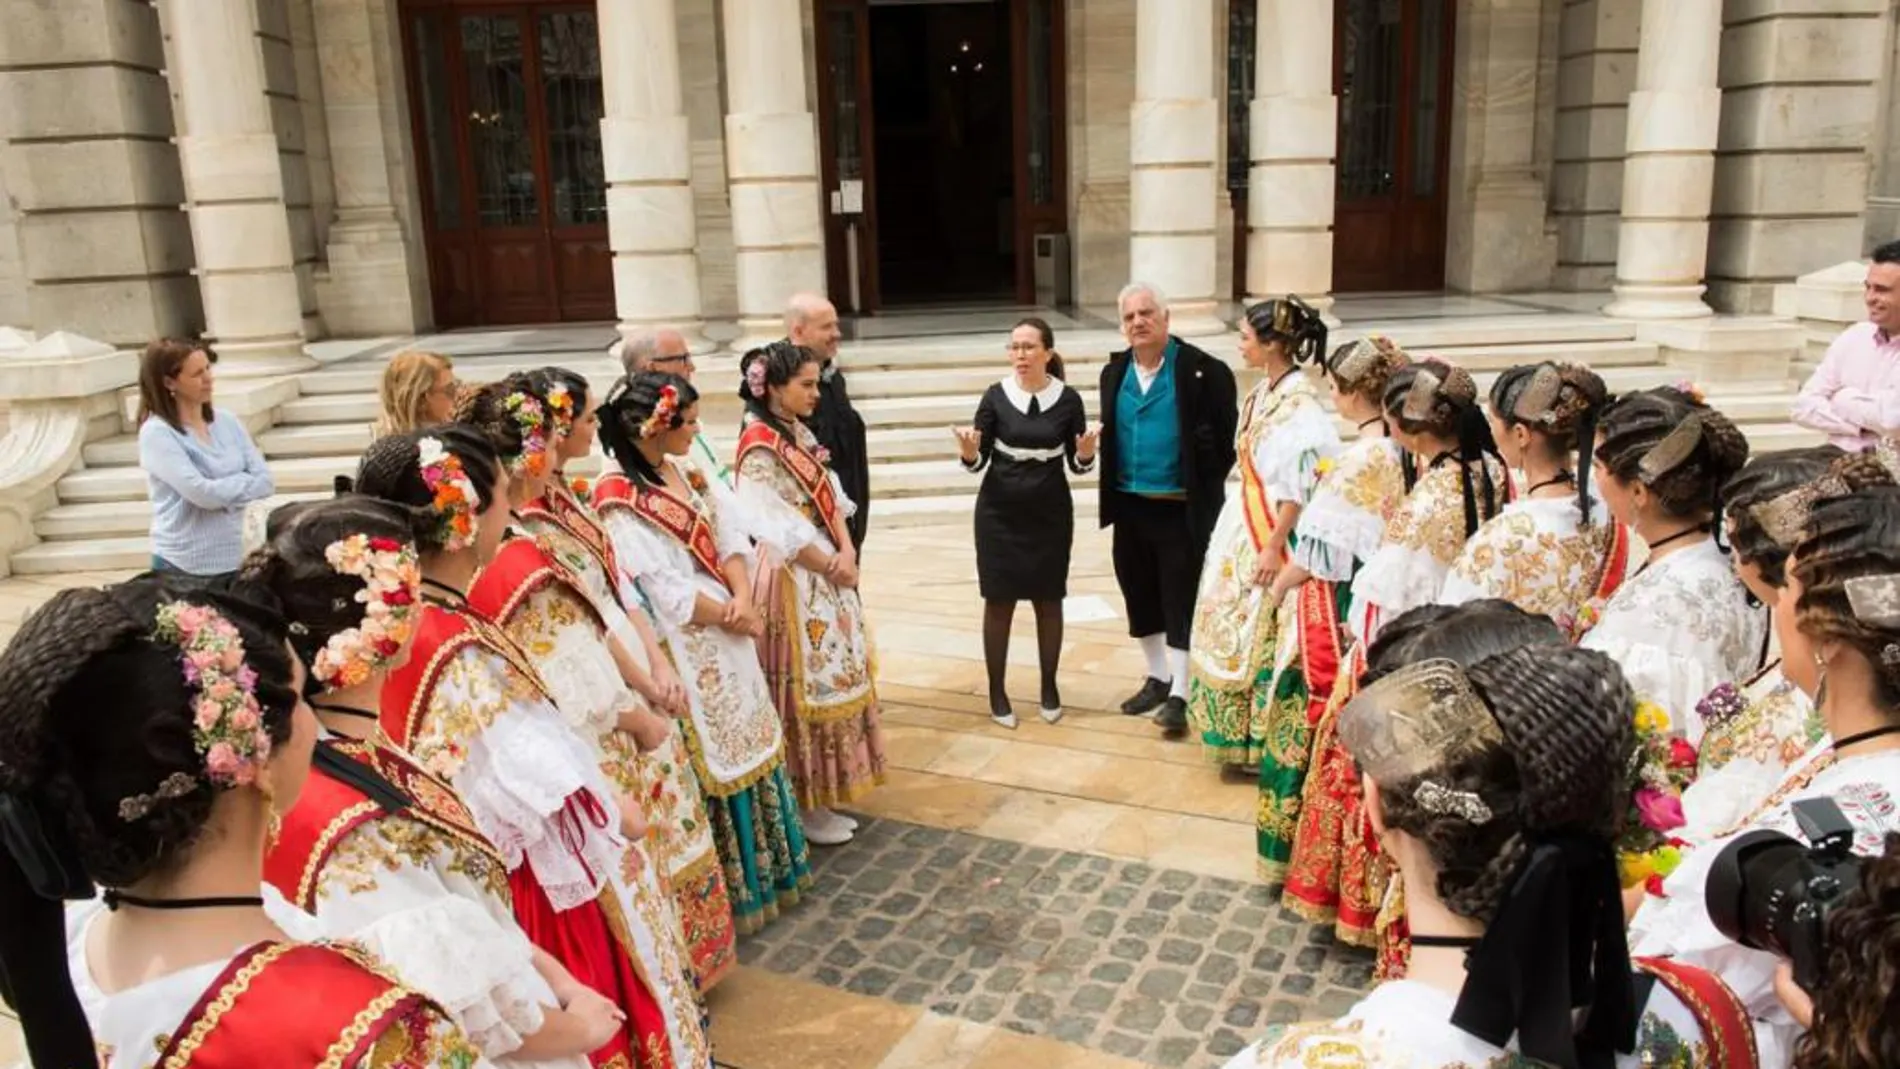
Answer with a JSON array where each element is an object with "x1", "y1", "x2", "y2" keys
[{"x1": 954, "y1": 317, "x2": 1100, "y2": 728}]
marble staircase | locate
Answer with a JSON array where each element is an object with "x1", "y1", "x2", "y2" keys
[{"x1": 9, "y1": 314, "x2": 1823, "y2": 574}]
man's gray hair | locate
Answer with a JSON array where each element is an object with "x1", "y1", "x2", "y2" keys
[
  {"x1": 784, "y1": 292, "x2": 832, "y2": 333},
  {"x1": 615, "y1": 329, "x2": 661, "y2": 375},
  {"x1": 1118, "y1": 281, "x2": 1169, "y2": 312}
]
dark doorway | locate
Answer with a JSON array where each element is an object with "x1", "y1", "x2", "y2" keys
[{"x1": 868, "y1": 2, "x2": 1016, "y2": 304}]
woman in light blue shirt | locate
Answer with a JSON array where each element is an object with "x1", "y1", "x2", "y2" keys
[{"x1": 135, "y1": 339, "x2": 274, "y2": 576}]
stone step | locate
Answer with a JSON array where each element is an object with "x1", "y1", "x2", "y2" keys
[
  {"x1": 11, "y1": 536, "x2": 153, "y2": 575},
  {"x1": 296, "y1": 355, "x2": 627, "y2": 396},
  {"x1": 82, "y1": 435, "x2": 140, "y2": 468},
  {"x1": 36, "y1": 500, "x2": 152, "y2": 541}
]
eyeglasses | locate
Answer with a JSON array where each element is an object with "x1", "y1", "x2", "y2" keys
[{"x1": 652, "y1": 354, "x2": 694, "y2": 367}]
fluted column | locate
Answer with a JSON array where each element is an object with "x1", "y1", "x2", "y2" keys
[
  {"x1": 722, "y1": 0, "x2": 823, "y2": 345},
  {"x1": 600, "y1": 0, "x2": 704, "y2": 346},
  {"x1": 1604, "y1": 0, "x2": 1720, "y2": 320},
  {"x1": 159, "y1": 0, "x2": 313, "y2": 373},
  {"x1": 1130, "y1": 0, "x2": 1223, "y2": 336},
  {"x1": 1246, "y1": 0, "x2": 1335, "y2": 314}
]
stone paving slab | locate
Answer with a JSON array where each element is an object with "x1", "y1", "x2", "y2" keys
[{"x1": 737, "y1": 816, "x2": 1373, "y2": 1069}]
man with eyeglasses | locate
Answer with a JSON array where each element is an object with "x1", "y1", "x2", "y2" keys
[{"x1": 612, "y1": 328, "x2": 728, "y2": 482}]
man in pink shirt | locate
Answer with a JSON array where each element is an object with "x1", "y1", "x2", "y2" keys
[{"x1": 1792, "y1": 240, "x2": 1900, "y2": 450}]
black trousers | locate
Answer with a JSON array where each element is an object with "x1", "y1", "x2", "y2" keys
[{"x1": 1110, "y1": 495, "x2": 1200, "y2": 649}]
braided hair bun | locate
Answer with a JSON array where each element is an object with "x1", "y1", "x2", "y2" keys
[
  {"x1": 1244, "y1": 297, "x2": 1328, "y2": 367},
  {"x1": 1597, "y1": 386, "x2": 1750, "y2": 521},
  {"x1": 1790, "y1": 486, "x2": 1900, "y2": 709},
  {"x1": 598, "y1": 371, "x2": 700, "y2": 487},
  {"x1": 1722, "y1": 446, "x2": 1848, "y2": 588}
]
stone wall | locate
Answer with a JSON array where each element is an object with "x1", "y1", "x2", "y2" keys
[
  {"x1": 1708, "y1": 0, "x2": 1888, "y2": 313},
  {"x1": 0, "y1": 0, "x2": 202, "y2": 346},
  {"x1": 0, "y1": 146, "x2": 26, "y2": 327},
  {"x1": 1066, "y1": 0, "x2": 1134, "y2": 309},
  {"x1": 257, "y1": 0, "x2": 326, "y2": 337},
  {"x1": 683, "y1": 0, "x2": 739, "y2": 324},
  {"x1": 1550, "y1": 0, "x2": 1636, "y2": 291}
]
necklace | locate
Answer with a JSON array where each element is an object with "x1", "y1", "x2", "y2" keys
[
  {"x1": 1833, "y1": 724, "x2": 1900, "y2": 753},
  {"x1": 103, "y1": 891, "x2": 264, "y2": 912},
  {"x1": 1266, "y1": 366, "x2": 1297, "y2": 394},
  {"x1": 1525, "y1": 471, "x2": 1575, "y2": 497},
  {"x1": 1410, "y1": 934, "x2": 1482, "y2": 950},
  {"x1": 1357, "y1": 416, "x2": 1385, "y2": 433},
  {"x1": 1428, "y1": 449, "x2": 1458, "y2": 469},
  {"x1": 1642, "y1": 524, "x2": 1707, "y2": 557},
  {"x1": 422, "y1": 577, "x2": 468, "y2": 604},
  {"x1": 311, "y1": 701, "x2": 379, "y2": 722}
]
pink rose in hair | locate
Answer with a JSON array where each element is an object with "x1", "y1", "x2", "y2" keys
[
  {"x1": 1634, "y1": 787, "x2": 1685, "y2": 833},
  {"x1": 174, "y1": 605, "x2": 211, "y2": 631},
  {"x1": 206, "y1": 679, "x2": 236, "y2": 702},
  {"x1": 230, "y1": 706, "x2": 259, "y2": 732},
  {"x1": 188, "y1": 648, "x2": 220, "y2": 673},
  {"x1": 194, "y1": 698, "x2": 223, "y2": 731},
  {"x1": 204, "y1": 742, "x2": 241, "y2": 781},
  {"x1": 220, "y1": 645, "x2": 244, "y2": 672}
]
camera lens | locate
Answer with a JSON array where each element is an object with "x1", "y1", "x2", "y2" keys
[{"x1": 1706, "y1": 829, "x2": 1806, "y2": 958}]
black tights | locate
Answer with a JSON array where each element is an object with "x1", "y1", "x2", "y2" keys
[{"x1": 983, "y1": 599, "x2": 1063, "y2": 711}]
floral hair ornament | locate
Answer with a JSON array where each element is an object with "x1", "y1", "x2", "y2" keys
[
  {"x1": 120, "y1": 601, "x2": 275, "y2": 820},
  {"x1": 311, "y1": 534, "x2": 422, "y2": 690},
  {"x1": 417, "y1": 435, "x2": 479, "y2": 552},
  {"x1": 744, "y1": 355, "x2": 768, "y2": 400},
  {"x1": 1749, "y1": 474, "x2": 1850, "y2": 548},
  {"x1": 545, "y1": 382, "x2": 576, "y2": 441},
  {"x1": 1636, "y1": 414, "x2": 1704, "y2": 486},
  {"x1": 504, "y1": 389, "x2": 553, "y2": 478},
  {"x1": 1337, "y1": 658, "x2": 1502, "y2": 826},
  {"x1": 1673, "y1": 379, "x2": 1707, "y2": 405},
  {"x1": 640, "y1": 383, "x2": 683, "y2": 440}
]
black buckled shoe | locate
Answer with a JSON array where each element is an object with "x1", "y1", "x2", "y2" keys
[
  {"x1": 1119, "y1": 677, "x2": 1170, "y2": 717},
  {"x1": 1156, "y1": 697, "x2": 1189, "y2": 738}
]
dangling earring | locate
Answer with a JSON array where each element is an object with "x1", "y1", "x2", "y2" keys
[
  {"x1": 258, "y1": 781, "x2": 282, "y2": 849},
  {"x1": 1814, "y1": 650, "x2": 1831, "y2": 714}
]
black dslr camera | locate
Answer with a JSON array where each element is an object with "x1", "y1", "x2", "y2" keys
[{"x1": 1705, "y1": 797, "x2": 1869, "y2": 995}]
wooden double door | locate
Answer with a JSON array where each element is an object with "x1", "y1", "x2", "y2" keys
[{"x1": 402, "y1": 0, "x2": 612, "y2": 327}]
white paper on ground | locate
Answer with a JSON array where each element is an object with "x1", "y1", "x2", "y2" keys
[{"x1": 1063, "y1": 595, "x2": 1120, "y2": 623}]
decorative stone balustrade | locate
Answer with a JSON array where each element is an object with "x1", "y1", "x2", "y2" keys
[{"x1": 0, "y1": 330, "x2": 138, "y2": 577}]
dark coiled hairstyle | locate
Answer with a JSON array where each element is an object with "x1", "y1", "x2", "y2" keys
[
  {"x1": 1795, "y1": 832, "x2": 1900, "y2": 1069},
  {"x1": 453, "y1": 370, "x2": 559, "y2": 474},
  {"x1": 1721, "y1": 446, "x2": 1849, "y2": 589},
  {"x1": 1244, "y1": 296, "x2": 1328, "y2": 369},
  {"x1": 1384, "y1": 357, "x2": 1505, "y2": 536},
  {"x1": 241, "y1": 495, "x2": 429, "y2": 695},
  {"x1": 598, "y1": 370, "x2": 700, "y2": 487},
  {"x1": 353, "y1": 424, "x2": 504, "y2": 554},
  {"x1": 1596, "y1": 387, "x2": 1751, "y2": 534},
  {"x1": 1489, "y1": 362, "x2": 1611, "y2": 526},
  {"x1": 1790, "y1": 485, "x2": 1900, "y2": 711},
  {"x1": 1364, "y1": 600, "x2": 1632, "y2": 921},
  {"x1": 1012, "y1": 317, "x2": 1065, "y2": 381},
  {"x1": 0, "y1": 575, "x2": 299, "y2": 1069},
  {"x1": 737, "y1": 340, "x2": 822, "y2": 441}
]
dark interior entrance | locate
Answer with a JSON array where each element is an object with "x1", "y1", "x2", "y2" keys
[
  {"x1": 870, "y1": 3, "x2": 1015, "y2": 303},
  {"x1": 1331, "y1": 0, "x2": 1457, "y2": 292},
  {"x1": 817, "y1": 0, "x2": 1067, "y2": 314}
]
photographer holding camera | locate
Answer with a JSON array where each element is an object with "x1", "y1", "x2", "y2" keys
[
  {"x1": 1631, "y1": 469, "x2": 1900, "y2": 1066},
  {"x1": 1762, "y1": 832, "x2": 1900, "y2": 1069}
]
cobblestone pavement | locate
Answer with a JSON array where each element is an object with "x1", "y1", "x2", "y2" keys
[{"x1": 737, "y1": 816, "x2": 1375, "y2": 1069}]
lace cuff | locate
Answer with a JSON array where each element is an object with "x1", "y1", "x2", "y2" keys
[{"x1": 354, "y1": 896, "x2": 554, "y2": 1059}]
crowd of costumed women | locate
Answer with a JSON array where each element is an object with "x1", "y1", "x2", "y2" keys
[
  {"x1": 0, "y1": 346, "x2": 883, "y2": 1068},
  {"x1": 1181, "y1": 298, "x2": 1900, "y2": 1068}
]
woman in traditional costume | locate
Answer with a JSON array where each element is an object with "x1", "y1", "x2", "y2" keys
[
  {"x1": 1581, "y1": 387, "x2": 1764, "y2": 740},
  {"x1": 1347, "y1": 358, "x2": 1508, "y2": 649},
  {"x1": 253, "y1": 496, "x2": 610, "y2": 1068},
  {"x1": 1439, "y1": 362, "x2": 1628, "y2": 637},
  {"x1": 1265, "y1": 336, "x2": 1409, "y2": 923},
  {"x1": 526, "y1": 367, "x2": 737, "y2": 992},
  {"x1": 1183, "y1": 297, "x2": 1336, "y2": 773},
  {"x1": 1230, "y1": 610, "x2": 1760, "y2": 1069},
  {"x1": 732, "y1": 343, "x2": 887, "y2": 846},
  {"x1": 1678, "y1": 447, "x2": 1846, "y2": 840},
  {"x1": 1631, "y1": 478, "x2": 1900, "y2": 1068},
  {"x1": 354, "y1": 426, "x2": 707, "y2": 1069},
  {"x1": 593, "y1": 371, "x2": 812, "y2": 932},
  {"x1": 0, "y1": 573, "x2": 487, "y2": 1068}
]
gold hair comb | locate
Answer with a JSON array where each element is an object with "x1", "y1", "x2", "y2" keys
[
  {"x1": 1749, "y1": 475, "x2": 1849, "y2": 548},
  {"x1": 1338, "y1": 658, "x2": 1503, "y2": 824},
  {"x1": 1637, "y1": 415, "x2": 1704, "y2": 485},
  {"x1": 1402, "y1": 368, "x2": 1445, "y2": 423},
  {"x1": 1331, "y1": 337, "x2": 1389, "y2": 388},
  {"x1": 1511, "y1": 365, "x2": 1564, "y2": 426}
]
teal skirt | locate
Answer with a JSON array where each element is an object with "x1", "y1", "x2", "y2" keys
[{"x1": 704, "y1": 762, "x2": 812, "y2": 933}]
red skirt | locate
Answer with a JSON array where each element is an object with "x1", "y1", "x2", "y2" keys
[
  {"x1": 509, "y1": 861, "x2": 675, "y2": 1069},
  {"x1": 1279, "y1": 655, "x2": 1388, "y2": 948}
]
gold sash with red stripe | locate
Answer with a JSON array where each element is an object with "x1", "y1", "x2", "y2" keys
[
  {"x1": 380, "y1": 602, "x2": 556, "y2": 752},
  {"x1": 1634, "y1": 957, "x2": 1760, "y2": 1069},
  {"x1": 1295, "y1": 579, "x2": 1345, "y2": 725},
  {"x1": 595, "y1": 470, "x2": 730, "y2": 591},
  {"x1": 152, "y1": 942, "x2": 437, "y2": 1069},
  {"x1": 1236, "y1": 390, "x2": 1278, "y2": 555},
  {"x1": 264, "y1": 739, "x2": 502, "y2": 911},
  {"x1": 523, "y1": 485, "x2": 627, "y2": 610},
  {"x1": 469, "y1": 534, "x2": 604, "y2": 631},
  {"x1": 737, "y1": 420, "x2": 852, "y2": 553}
]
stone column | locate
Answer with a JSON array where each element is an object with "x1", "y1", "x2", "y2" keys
[
  {"x1": 1130, "y1": 0, "x2": 1223, "y2": 335},
  {"x1": 309, "y1": 0, "x2": 428, "y2": 335},
  {"x1": 600, "y1": 0, "x2": 705, "y2": 346},
  {"x1": 1245, "y1": 0, "x2": 1335, "y2": 314},
  {"x1": 160, "y1": 0, "x2": 313, "y2": 372},
  {"x1": 1602, "y1": 0, "x2": 1720, "y2": 320},
  {"x1": 722, "y1": 0, "x2": 823, "y2": 345},
  {"x1": 1444, "y1": 0, "x2": 1556, "y2": 293}
]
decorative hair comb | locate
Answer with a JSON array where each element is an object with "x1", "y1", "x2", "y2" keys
[
  {"x1": 119, "y1": 601, "x2": 274, "y2": 821},
  {"x1": 1401, "y1": 367, "x2": 1445, "y2": 423},
  {"x1": 1749, "y1": 475, "x2": 1849, "y2": 548},
  {"x1": 1511, "y1": 364, "x2": 1565, "y2": 427},
  {"x1": 1637, "y1": 415, "x2": 1704, "y2": 485},
  {"x1": 1846, "y1": 573, "x2": 1900, "y2": 668},
  {"x1": 1338, "y1": 658, "x2": 1502, "y2": 825}
]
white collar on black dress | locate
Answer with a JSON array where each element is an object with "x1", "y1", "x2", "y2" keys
[{"x1": 1000, "y1": 376, "x2": 1065, "y2": 415}]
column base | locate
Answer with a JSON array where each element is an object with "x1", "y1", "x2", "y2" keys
[
  {"x1": 1603, "y1": 283, "x2": 1714, "y2": 321},
  {"x1": 316, "y1": 211, "x2": 425, "y2": 336},
  {"x1": 213, "y1": 338, "x2": 318, "y2": 378},
  {"x1": 1635, "y1": 318, "x2": 1801, "y2": 388},
  {"x1": 1168, "y1": 303, "x2": 1229, "y2": 338}
]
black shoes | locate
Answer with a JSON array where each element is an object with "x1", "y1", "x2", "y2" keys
[
  {"x1": 1156, "y1": 697, "x2": 1189, "y2": 737},
  {"x1": 1119, "y1": 677, "x2": 1171, "y2": 717}
]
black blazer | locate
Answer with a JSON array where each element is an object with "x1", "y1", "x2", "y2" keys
[
  {"x1": 1097, "y1": 336, "x2": 1239, "y2": 552},
  {"x1": 807, "y1": 360, "x2": 870, "y2": 550}
]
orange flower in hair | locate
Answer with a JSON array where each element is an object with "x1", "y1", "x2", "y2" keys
[{"x1": 640, "y1": 384, "x2": 682, "y2": 440}]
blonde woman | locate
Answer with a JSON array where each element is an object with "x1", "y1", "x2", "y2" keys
[{"x1": 373, "y1": 350, "x2": 458, "y2": 437}]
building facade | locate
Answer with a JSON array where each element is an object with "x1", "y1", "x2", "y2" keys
[{"x1": 1, "y1": 0, "x2": 1897, "y2": 366}]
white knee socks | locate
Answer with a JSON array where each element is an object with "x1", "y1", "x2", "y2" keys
[
  {"x1": 1167, "y1": 647, "x2": 1189, "y2": 700},
  {"x1": 1139, "y1": 633, "x2": 1170, "y2": 682}
]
